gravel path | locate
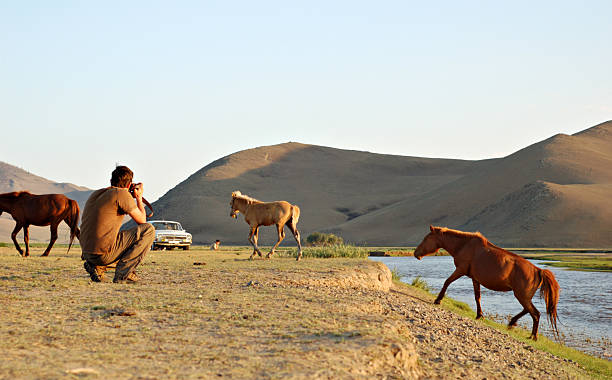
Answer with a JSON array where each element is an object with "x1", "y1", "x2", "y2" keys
[
  {"x1": 273, "y1": 260, "x2": 589, "y2": 379},
  {"x1": 381, "y1": 286, "x2": 585, "y2": 379}
]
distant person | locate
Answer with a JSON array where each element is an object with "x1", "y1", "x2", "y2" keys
[
  {"x1": 210, "y1": 240, "x2": 221, "y2": 250},
  {"x1": 80, "y1": 166, "x2": 154, "y2": 283}
]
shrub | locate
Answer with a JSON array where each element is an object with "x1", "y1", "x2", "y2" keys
[
  {"x1": 390, "y1": 267, "x2": 402, "y2": 282},
  {"x1": 306, "y1": 232, "x2": 344, "y2": 247},
  {"x1": 410, "y1": 276, "x2": 431, "y2": 292}
]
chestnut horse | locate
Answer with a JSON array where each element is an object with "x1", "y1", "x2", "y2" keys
[
  {"x1": 414, "y1": 226, "x2": 560, "y2": 340},
  {"x1": 230, "y1": 191, "x2": 303, "y2": 261},
  {"x1": 0, "y1": 191, "x2": 80, "y2": 257}
]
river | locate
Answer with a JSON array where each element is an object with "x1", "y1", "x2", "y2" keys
[{"x1": 370, "y1": 255, "x2": 611, "y2": 360}]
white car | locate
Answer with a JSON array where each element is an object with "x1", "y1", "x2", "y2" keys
[{"x1": 150, "y1": 220, "x2": 192, "y2": 251}]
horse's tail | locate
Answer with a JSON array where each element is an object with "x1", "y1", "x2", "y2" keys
[
  {"x1": 66, "y1": 199, "x2": 80, "y2": 254},
  {"x1": 539, "y1": 268, "x2": 560, "y2": 339},
  {"x1": 291, "y1": 205, "x2": 300, "y2": 227}
]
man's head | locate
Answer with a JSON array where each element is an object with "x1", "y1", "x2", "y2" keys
[{"x1": 111, "y1": 166, "x2": 133, "y2": 188}]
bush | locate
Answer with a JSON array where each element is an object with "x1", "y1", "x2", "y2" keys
[
  {"x1": 390, "y1": 267, "x2": 402, "y2": 282},
  {"x1": 306, "y1": 232, "x2": 344, "y2": 247},
  {"x1": 410, "y1": 276, "x2": 431, "y2": 292}
]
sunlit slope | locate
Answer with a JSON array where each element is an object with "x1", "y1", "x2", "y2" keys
[
  {"x1": 330, "y1": 121, "x2": 612, "y2": 246},
  {"x1": 151, "y1": 142, "x2": 476, "y2": 245}
]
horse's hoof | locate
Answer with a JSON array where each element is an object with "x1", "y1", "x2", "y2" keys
[
  {"x1": 475, "y1": 314, "x2": 483, "y2": 320},
  {"x1": 433, "y1": 300, "x2": 441, "y2": 305}
]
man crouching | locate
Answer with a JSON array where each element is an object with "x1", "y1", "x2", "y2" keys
[{"x1": 80, "y1": 165, "x2": 154, "y2": 283}]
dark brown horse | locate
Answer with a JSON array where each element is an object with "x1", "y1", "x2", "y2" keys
[
  {"x1": 414, "y1": 225, "x2": 560, "y2": 340},
  {"x1": 230, "y1": 191, "x2": 303, "y2": 261},
  {"x1": 0, "y1": 191, "x2": 80, "y2": 257}
]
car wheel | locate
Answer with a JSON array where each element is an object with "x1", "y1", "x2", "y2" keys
[{"x1": 182, "y1": 246, "x2": 190, "y2": 251}]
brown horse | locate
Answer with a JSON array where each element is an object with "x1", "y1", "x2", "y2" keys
[
  {"x1": 230, "y1": 191, "x2": 303, "y2": 261},
  {"x1": 0, "y1": 191, "x2": 80, "y2": 257},
  {"x1": 414, "y1": 226, "x2": 560, "y2": 340}
]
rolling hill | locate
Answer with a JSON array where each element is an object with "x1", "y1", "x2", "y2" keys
[
  {"x1": 2, "y1": 120, "x2": 611, "y2": 248},
  {"x1": 150, "y1": 121, "x2": 612, "y2": 248}
]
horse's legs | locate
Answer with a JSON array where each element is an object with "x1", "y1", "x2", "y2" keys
[
  {"x1": 248, "y1": 227, "x2": 257, "y2": 260},
  {"x1": 267, "y1": 224, "x2": 285, "y2": 259},
  {"x1": 293, "y1": 228, "x2": 302, "y2": 261},
  {"x1": 42, "y1": 223, "x2": 59, "y2": 256},
  {"x1": 289, "y1": 224, "x2": 302, "y2": 261},
  {"x1": 248, "y1": 227, "x2": 263, "y2": 260},
  {"x1": 513, "y1": 288, "x2": 541, "y2": 340},
  {"x1": 508, "y1": 309, "x2": 529, "y2": 329},
  {"x1": 434, "y1": 269, "x2": 464, "y2": 305},
  {"x1": 472, "y1": 279, "x2": 484, "y2": 319},
  {"x1": 253, "y1": 227, "x2": 263, "y2": 257},
  {"x1": 11, "y1": 222, "x2": 25, "y2": 257},
  {"x1": 23, "y1": 225, "x2": 30, "y2": 257}
]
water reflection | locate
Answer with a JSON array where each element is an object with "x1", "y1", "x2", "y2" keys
[{"x1": 370, "y1": 256, "x2": 611, "y2": 359}]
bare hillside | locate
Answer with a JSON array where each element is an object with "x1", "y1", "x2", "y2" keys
[
  {"x1": 151, "y1": 143, "x2": 476, "y2": 245},
  {"x1": 3, "y1": 121, "x2": 611, "y2": 248},
  {"x1": 151, "y1": 121, "x2": 612, "y2": 247},
  {"x1": 331, "y1": 121, "x2": 612, "y2": 246}
]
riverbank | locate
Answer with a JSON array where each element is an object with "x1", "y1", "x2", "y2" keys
[
  {"x1": 0, "y1": 246, "x2": 607, "y2": 379},
  {"x1": 365, "y1": 246, "x2": 612, "y2": 272},
  {"x1": 518, "y1": 252, "x2": 612, "y2": 272}
]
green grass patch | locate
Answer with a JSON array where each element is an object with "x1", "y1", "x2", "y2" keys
[
  {"x1": 276, "y1": 244, "x2": 369, "y2": 259},
  {"x1": 390, "y1": 267, "x2": 402, "y2": 282},
  {"x1": 520, "y1": 253, "x2": 612, "y2": 272},
  {"x1": 410, "y1": 276, "x2": 431, "y2": 292}
]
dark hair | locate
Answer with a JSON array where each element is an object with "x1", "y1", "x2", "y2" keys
[{"x1": 111, "y1": 166, "x2": 133, "y2": 188}]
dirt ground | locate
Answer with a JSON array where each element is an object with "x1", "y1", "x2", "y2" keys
[{"x1": 0, "y1": 246, "x2": 589, "y2": 379}]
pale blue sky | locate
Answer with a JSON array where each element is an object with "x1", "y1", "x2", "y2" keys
[{"x1": 1, "y1": 1, "x2": 611, "y2": 201}]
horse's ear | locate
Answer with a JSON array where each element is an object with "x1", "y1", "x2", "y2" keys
[
  {"x1": 232, "y1": 190, "x2": 241, "y2": 198},
  {"x1": 429, "y1": 225, "x2": 434, "y2": 232}
]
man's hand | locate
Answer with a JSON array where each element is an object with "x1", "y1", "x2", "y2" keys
[
  {"x1": 128, "y1": 183, "x2": 147, "y2": 224},
  {"x1": 131, "y1": 182, "x2": 144, "y2": 200}
]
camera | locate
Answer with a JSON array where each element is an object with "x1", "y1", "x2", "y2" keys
[
  {"x1": 129, "y1": 182, "x2": 141, "y2": 197},
  {"x1": 128, "y1": 182, "x2": 154, "y2": 217}
]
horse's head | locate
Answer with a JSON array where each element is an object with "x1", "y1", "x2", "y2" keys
[
  {"x1": 413, "y1": 225, "x2": 442, "y2": 260},
  {"x1": 230, "y1": 191, "x2": 241, "y2": 219}
]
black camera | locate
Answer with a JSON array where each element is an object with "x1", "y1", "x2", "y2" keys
[{"x1": 128, "y1": 183, "x2": 154, "y2": 217}]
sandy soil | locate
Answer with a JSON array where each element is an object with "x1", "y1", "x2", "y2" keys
[{"x1": 0, "y1": 246, "x2": 590, "y2": 379}]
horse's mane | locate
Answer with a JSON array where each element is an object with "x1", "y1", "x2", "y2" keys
[
  {"x1": 231, "y1": 190, "x2": 262, "y2": 204},
  {"x1": 434, "y1": 226, "x2": 489, "y2": 245},
  {"x1": 0, "y1": 191, "x2": 31, "y2": 199}
]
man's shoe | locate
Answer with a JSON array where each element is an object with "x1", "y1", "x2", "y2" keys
[
  {"x1": 113, "y1": 271, "x2": 140, "y2": 284},
  {"x1": 84, "y1": 261, "x2": 106, "y2": 282}
]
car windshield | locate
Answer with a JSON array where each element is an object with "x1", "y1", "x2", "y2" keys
[{"x1": 152, "y1": 222, "x2": 182, "y2": 231}]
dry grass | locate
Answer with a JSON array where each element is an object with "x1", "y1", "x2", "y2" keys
[{"x1": 0, "y1": 245, "x2": 418, "y2": 379}]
